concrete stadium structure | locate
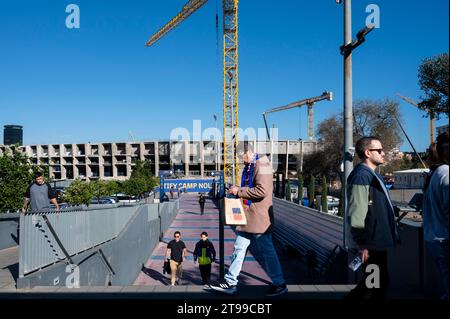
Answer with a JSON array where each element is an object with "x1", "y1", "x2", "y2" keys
[{"x1": 0, "y1": 140, "x2": 317, "y2": 181}]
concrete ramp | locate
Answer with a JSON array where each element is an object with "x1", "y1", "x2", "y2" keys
[{"x1": 134, "y1": 194, "x2": 272, "y2": 286}]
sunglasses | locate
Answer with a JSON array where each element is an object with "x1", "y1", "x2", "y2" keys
[
  {"x1": 174, "y1": 235, "x2": 180, "y2": 238},
  {"x1": 369, "y1": 148, "x2": 383, "y2": 154}
]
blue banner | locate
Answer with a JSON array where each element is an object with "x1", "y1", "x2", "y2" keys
[{"x1": 162, "y1": 179, "x2": 214, "y2": 193}]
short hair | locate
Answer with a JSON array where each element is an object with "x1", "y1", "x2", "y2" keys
[
  {"x1": 436, "y1": 132, "x2": 449, "y2": 165},
  {"x1": 34, "y1": 172, "x2": 43, "y2": 179},
  {"x1": 426, "y1": 143, "x2": 440, "y2": 168},
  {"x1": 355, "y1": 136, "x2": 381, "y2": 159},
  {"x1": 174, "y1": 231, "x2": 181, "y2": 236},
  {"x1": 243, "y1": 141, "x2": 254, "y2": 153},
  {"x1": 201, "y1": 232, "x2": 208, "y2": 237}
]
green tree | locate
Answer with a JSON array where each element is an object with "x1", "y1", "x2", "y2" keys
[
  {"x1": 0, "y1": 147, "x2": 46, "y2": 211},
  {"x1": 122, "y1": 176, "x2": 148, "y2": 197},
  {"x1": 285, "y1": 179, "x2": 291, "y2": 202},
  {"x1": 321, "y1": 176, "x2": 328, "y2": 213},
  {"x1": 308, "y1": 176, "x2": 316, "y2": 208},
  {"x1": 105, "y1": 180, "x2": 120, "y2": 196},
  {"x1": 63, "y1": 179, "x2": 93, "y2": 206},
  {"x1": 89, "y1": 180, "x2": 116, "y2": 200},
  {"x1": 418, "y1": 53, "x2": 449, "y2": 119},
  {"x1": 297, "y1": 172, "x2": 303, "y2": 205},
  {"x1": 130, "y1": 160, "x2": 158, "y2": 194}
]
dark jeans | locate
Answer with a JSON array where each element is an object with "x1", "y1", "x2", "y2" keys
[
  {"x1": 199, "y1": 264, "x2": 212, "y2": 284},
  {"x1": 426, "y1": 240, "x2": 449, "y2": 300},
  {"x1": 346, "y1": 250, "x2": 390, "y2": 300},
  {"x1": 200, "y1": 203, "x2": 205, "y2": 214}
]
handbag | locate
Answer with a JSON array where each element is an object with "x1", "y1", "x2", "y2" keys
[
  {"x1": 224, "y1": 197, "x2": 247, "y2": 225},
  {"x1": 163, "y1": 259, "x2": 171, "y2": 274}
]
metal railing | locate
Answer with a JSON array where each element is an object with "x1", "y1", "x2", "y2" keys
[
  {"x1": 159, "y1": 201, "x2": 178, "y2": 235},
  {"x1": 19, "y1": 203, "x2": 142, "y2": 277},
  {"x1": 272, "y1": 198, "x2": 344, "y2": 275}
]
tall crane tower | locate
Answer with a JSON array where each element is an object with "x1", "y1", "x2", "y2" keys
[
  {"x1": 396, "y1": 93, "x2": 435, "y2": 144},
  {"x1": 145, "y1": 0, "x2": 240, "y2": 185},
  {"x1": 262, "y1": 91, "x2": 333, "y2": 141}
]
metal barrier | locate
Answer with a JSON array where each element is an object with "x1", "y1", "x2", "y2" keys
[
  {"x1": 18, "y1": 203, "x2": 142, "y2": 277},
  {"x1": 272, "y1": 198, "x2": 344, "y2": 275},
  {"x1": 0, "y1": 212, "x2": 20, "y2": 250},
  {"x1": 159, "y1": 201, "x2": 178, "y2": 236}
]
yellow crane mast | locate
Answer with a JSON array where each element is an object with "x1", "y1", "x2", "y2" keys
[{"x1": 145, "y1": 0, "x2": 240, "y2": 185}]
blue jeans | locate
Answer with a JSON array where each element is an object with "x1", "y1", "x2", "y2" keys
[
  {"x1": 224, "y1": 231, "x2": 285, "y2": 286},
  {"x1": 426, "y1": 240, "x2": 449, "y2": 300}
]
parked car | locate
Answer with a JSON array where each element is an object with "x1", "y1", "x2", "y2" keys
[
  {"x1": 100, "y1": 197, "x2": 117, "y2": 204},
  {"x1": 90, "y1": 197, "x2": 117, "y2": 205},
  {"x1": 116, "y1": 195, "x2": 139, "y2": 203}
]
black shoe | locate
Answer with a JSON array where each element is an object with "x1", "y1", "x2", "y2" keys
[
  {"x1": 265, "y1": 284, "x2": 288, "y2": 297},
  {"x1": 209, "y1": 280, "x2": 237, "y2": 295}
]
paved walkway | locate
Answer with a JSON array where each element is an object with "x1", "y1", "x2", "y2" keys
[
  {"x1": 0, "y1": 246, "x2": 18, "y2": 289},
  {"x1": 134, "y1": 193, "x2": 272, "y2": 286}
]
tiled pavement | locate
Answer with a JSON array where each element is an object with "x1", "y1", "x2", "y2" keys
[{"x1": 134, "y1": 193, "x2": 273, "y2": 286}]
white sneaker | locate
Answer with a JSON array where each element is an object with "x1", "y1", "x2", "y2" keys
[{"x1": 209, "y1": 280, "x2": 237, "y2": 295}]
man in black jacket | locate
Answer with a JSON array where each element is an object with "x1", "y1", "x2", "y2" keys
[{"x1": 345, "y1": 136, "x2": 399, "y2": 299}]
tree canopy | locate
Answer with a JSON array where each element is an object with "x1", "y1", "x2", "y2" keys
[
  {"x1": 0, "y1": 147, "x2": 48, "y2": 212},
  {"x1": 418, "y1": 53, "x2": 449, "y2": 119},
  {"x1": 302, "y1": 98, "x2": 403, "y2": 180},
  {"x1": 124, "y1": 160, "x2": 158, "y2": 196},
  {"x1": 63, "y1": 179, "x2": 94, "y2": 206}
]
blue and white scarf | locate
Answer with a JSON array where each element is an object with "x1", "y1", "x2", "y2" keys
[{"x1": 240, "y1": 154, "x2": 259, "y2": 206}]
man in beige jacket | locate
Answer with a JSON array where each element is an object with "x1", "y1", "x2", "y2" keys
[{"x1": 210, "y1": 144, "x2": 288, "y2": 296}]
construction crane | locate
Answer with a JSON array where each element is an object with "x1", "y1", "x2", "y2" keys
[
  {"x1": 396, "y1": 93, "x2": 435, "y2": 144},
  {"x1": 262, "y1": 91, "x2": 333, "y2": 141},
  {"x1": 145, "y1": 0, "x2": 240, "y2": 185}
]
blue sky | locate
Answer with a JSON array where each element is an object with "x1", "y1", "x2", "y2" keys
[{"x1": 0, "y1": 0, "x2": 448, "y2": 151}]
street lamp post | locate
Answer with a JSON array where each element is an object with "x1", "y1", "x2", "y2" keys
[
  {"x1": 343, "y1": 0, "x2": 353, "y2": 189},
  {"x1": 337, "y1": 0, "x2": 375, "y2": 248}
]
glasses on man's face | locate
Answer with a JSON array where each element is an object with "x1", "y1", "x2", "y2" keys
[
  {"x1": 369, "y1": 149, "x2": 384, "y2": 154},
  {"x1": 174, "y1": 235, "x2": 180, "y2": 238}
]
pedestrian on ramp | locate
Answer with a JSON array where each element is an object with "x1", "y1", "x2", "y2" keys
[
  {"x1": 165, "y1": 231, "x2": 187, "y2": 286},
  {"x1": 193, "y1": 232, "x2": 216, "y2": 288}
]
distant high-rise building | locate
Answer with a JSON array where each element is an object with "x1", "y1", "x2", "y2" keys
[{"x1": 3, "y1": 125, "x2": 23, "y2": 145}]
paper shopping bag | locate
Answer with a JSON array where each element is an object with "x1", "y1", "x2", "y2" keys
[{"x1": 224, "y1": 197, "x2": 247, "y2": 225}]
